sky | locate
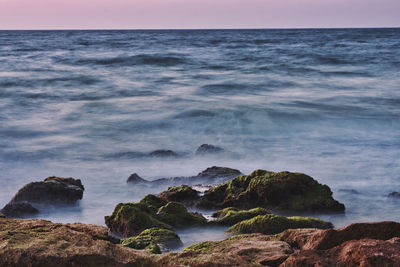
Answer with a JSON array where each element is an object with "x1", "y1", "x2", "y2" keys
[{"x1": 0, "y1": 0, "x2": 399, "y2": 30}]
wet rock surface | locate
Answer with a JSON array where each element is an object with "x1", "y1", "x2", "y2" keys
[
  {"x1": 200, "y1": 169, "x2": 345, "y2": 212},
  {"x1": 8, "y1": 176, "x2": 84, "y2": 205},
  {"x1": 2, "y1": 217, "x2": 400, "y2": 267},
  {"x1": 1, "y1": 202, "x2": 39, "y2": 218}
]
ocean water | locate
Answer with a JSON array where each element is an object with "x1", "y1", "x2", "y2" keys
[{"x1": 0, "y1": 29, "x2": 399, "y2": 246}]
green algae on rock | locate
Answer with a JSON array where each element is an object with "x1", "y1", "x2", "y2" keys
[
  {"x1": 227, "y1": 214, "x2": 333, "y2": 235},
  {"x1": 211, "y1": 207, "x2": 271, "y2": 226},
  {"x1": 105, "y1": 195, "x2": 206, "y2": 237},
  {"x1": 155, "y1": 202, "x2": 207, "y2": 227},
  {"x1": 200, "y1": 170, "x2": 345, "y2": 212},
  {"x1": 105, "y1": 202, "x2": 172, "y2": 238},
  {"x1": 179, "y1": 233, "x2": 293, "y2": 266},
  {"x1": 121, "y1": 227, "x2": 183, "y2": 253},
  {"x1": 159, "y1": 185, "x2": 199, "y2": 204}
]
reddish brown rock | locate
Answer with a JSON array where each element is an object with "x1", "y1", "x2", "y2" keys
[
  {"x1": 281, "y1": 221, "x2": 400, "y2": 250},
  {"x1": 279, "y1": 221, "x2": 400, "y2": 267},
  {"x1": 281, "y1": 238, "x2": 400, "y2": 267},
  {"x1": 0, "y1": 217, "x2": 157, "y2": 267}
]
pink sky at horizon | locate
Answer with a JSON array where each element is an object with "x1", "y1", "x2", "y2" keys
[{"x1": 0, "y1": 0, "x2": 399, "y2": 30}]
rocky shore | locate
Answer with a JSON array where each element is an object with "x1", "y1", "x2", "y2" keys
[{"x1": 1, "y1": 164, "x2": 400, "y2": 266}]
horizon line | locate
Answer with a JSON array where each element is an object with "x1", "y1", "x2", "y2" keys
[{"x1": 0, "y1": 26, "x2": 399, "y2": 31}]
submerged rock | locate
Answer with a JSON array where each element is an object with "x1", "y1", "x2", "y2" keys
[
  {"x1": 148, "y1": 150, "x2": 178, "y2": 157},
  {"x1": 105, "y1": 195, "x2": 206, "y2": 238},
  {"x1": 195, "y1": 144, "x2": 224, "y2": 155},
  {"x1": 121, "y1": 227, "x2": 183, "y2": 253},
  {"x1": 200, "y1": 169, "x2": 345, "y2": 212},
  {"x1": 1, "y1": 202, "x2": 39, "y2": 218},
  {"x1": 127, "y1": 166, "x2": 242, "y2": 187},
  {"x1": 8, "y1": 176, "x2": 84, "y2": 205},
  {"x1": 227, "y1": 214, "x2": 333, "y2": 235},
  {"x1": 211, "y1": 207, "x2": 271, "y2": 226},
  {"x1": 388, "y1": 191, "x2": 400, "y2": 198}
]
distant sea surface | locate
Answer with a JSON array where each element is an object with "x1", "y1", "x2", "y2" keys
[{"x1": 0, "y1": 29, "x2": 399, "y2": 237}]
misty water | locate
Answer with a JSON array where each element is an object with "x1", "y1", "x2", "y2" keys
[{"x1": 0, "y1": 29, "x2": 399, "y2": 248}]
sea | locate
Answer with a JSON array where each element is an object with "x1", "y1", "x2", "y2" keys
[{"x1": 0, "y1": 28, "x2": 399, "y2": 247}]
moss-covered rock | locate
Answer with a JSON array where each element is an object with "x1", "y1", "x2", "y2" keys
[
  {"x1": 178, "y1": 233, "x2": 293, "y2": 266},
  {"x1": 159, "y1": 185, "x2": 199, "y2": 205},
  {"x1": 200, "y1": 170, "x2": 345, "y2": 212},
  {"x1": 227, "y1": 214, "x2": 333, "y2": 235},
  {"x1": 139, "y1": 194, "x2": 168, "y2": 214},
  {"x1": 155, "y1": 202, "x2": 207, "y2": 227},
  {"x1": 105, "y1": 195, "x2": 207, "y2": 237},
  {"x1": 105, "y1": 202, "x2": 172, "y2": 238},
  {"x1": 121, "y1": 227, "x2": 183, "y2": 253},
  {"x1": 211, "y1": 207, "x2": 271, "y2": 226}
]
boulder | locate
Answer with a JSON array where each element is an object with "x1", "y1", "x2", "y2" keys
[
  {"x1": 227, "y1": 214, "x2": 333, "y2": 235},
  {"x1": 159, "y1": 185, "x2": 200, "y2": 205},
  {"x1": 195, "y1": 144, "x2": 224, "y2": 155},
  {"x1": 281, "y1": 238, "x2": 400, "y2": 267},
  {"x1": 121, "y1": 227, "x2": 183, "y2": 253},
  {"x1": 172, "y1": 234, "x2": 293, "y2": 266},
  {"x1": 279, "y1": 221, "x2": 400, "y2": 266},
  {"x1": 105, "y1": 195, "x2": 206, "y2": 238},
  {"x1": 126, "y1": 173, "x2": 150, "y2": 184},
  {"x1": 200, "y1": 169, "x2": 345, "y2": 212},
  {"x1": 196, "y1": 166, "x2": 241, "y2": 179},
  {"x1": 8, "y1": 176, "x2": 84, "y2": 204},
  {"x1": 0, "y1": 217, "x2": 156, "y2": 267},
  {"x1": 105, "y1": 202, "x2": 172, "y2": 238},
  {"x1": 281, "y1": 221, "x2": 400, "y2": 250},
  {"x1": 1, "y1": 202, "x2": 39, "y2": 218},
  {"x1": 211, "y1": 207, "x2": 271, "y2": 226}
]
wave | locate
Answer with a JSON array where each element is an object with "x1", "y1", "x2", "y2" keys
[{"x1": 55, "y1": 53, "x2": 188, "y2": 67}]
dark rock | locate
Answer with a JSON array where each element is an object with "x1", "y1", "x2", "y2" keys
[
  {"x1": 196, "y1": 166, "x2": 241, "y2": 179},
  {"x1": 151, "y1": 166, "x2": 242, "y2": 186},
  {"x1": 199, "y1": 169, "x2": 345, "y2": 213},
  {"x1": 338, "y1": 189, "x2": 360, "y2": 194},
  {"x1": 195, "y1": 144, "x2": 224, "y2": 155},
  {"x1": 148, "y1": 150, "x2": 178, "y2": 157},
  {"x1": 388, "y1": 191, "x2": 400, "y2": 198},
  {"x1": 1, "y1": 202, "x2": 39, "y2": 218},
  {"x1": 9, "y1": 176, "x2": 84, "y2": 204},
  {"x1": 126, "y1": 173, "x2": 150, "y2": 184}
]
